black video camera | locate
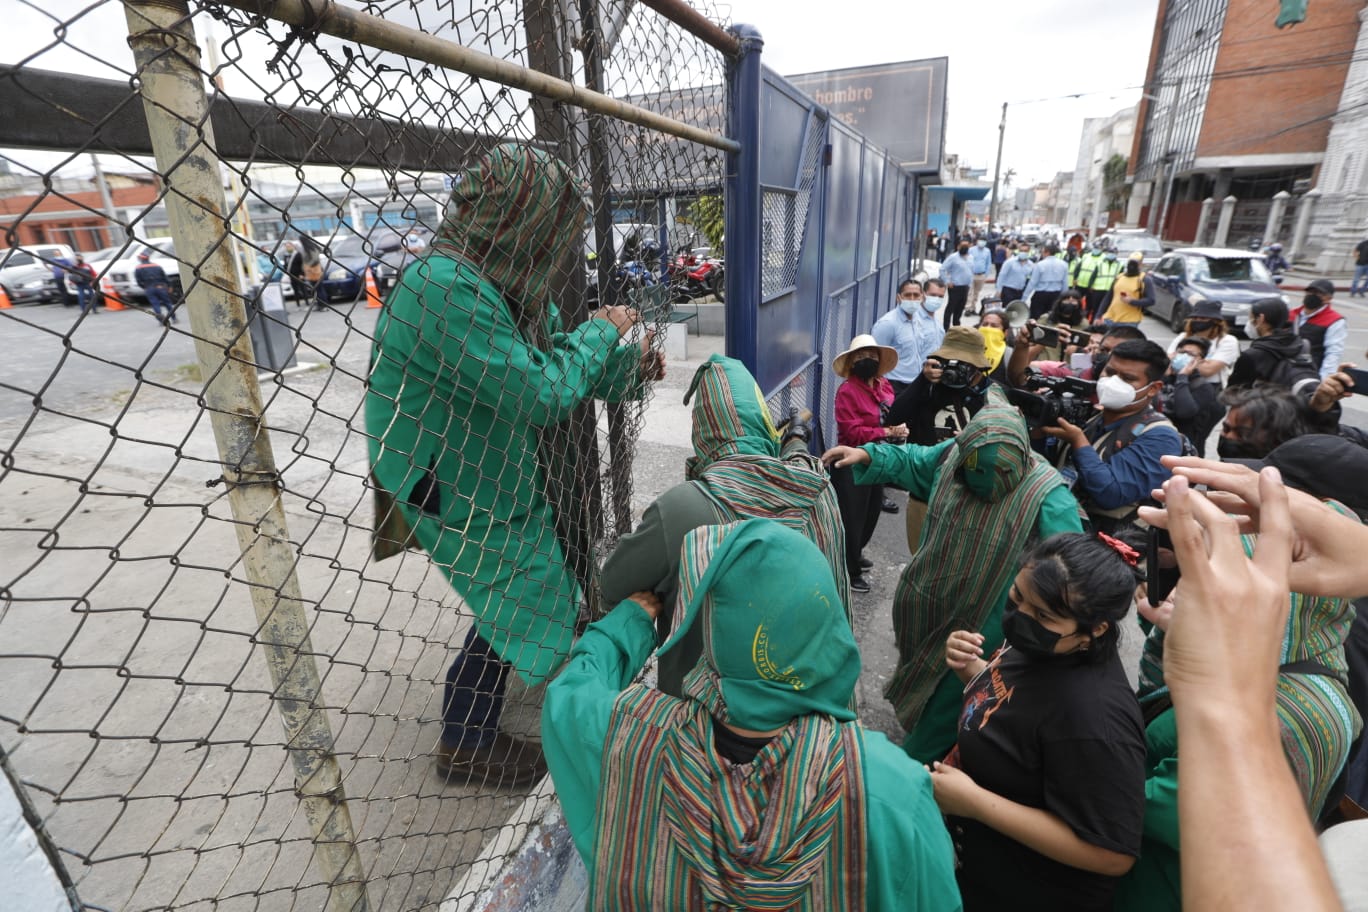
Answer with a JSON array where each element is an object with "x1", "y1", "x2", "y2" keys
[{"x1": 1007, "y1": 370, "x2": 1097, "y2": 429}]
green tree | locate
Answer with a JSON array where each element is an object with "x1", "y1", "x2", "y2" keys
[
  {"x1": 1102, "y1": 154, "x2": 1129, "y2": 212},
  {"x1": 690, "y1": 195, "x2": 725, "y2": 255}
]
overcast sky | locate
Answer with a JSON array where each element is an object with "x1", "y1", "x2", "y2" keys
[
  {"x1": 8, "y1": 0, "x2": 1161, "y2": 188},
  {"x1": 728, "y1": 0, "x2": 1162, "y2": 186}
]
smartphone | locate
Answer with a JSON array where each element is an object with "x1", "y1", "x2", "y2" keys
[
  {"x1": 1068, "y1": 330, "x2": 1092, "y2": 349},
  {"x1": 1070, "y1": 352, "x2": 1092, "y2": 371},
  {"x1": 1146, "y1": 526, "x2": 1180, "y2": 604},
  {"x1": 1343, "y1": 367, "x2": 1368, "y2": 395}
]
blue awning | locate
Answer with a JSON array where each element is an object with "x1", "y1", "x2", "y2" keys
[{"x1": 927, "y1": 185, "x2": 992, "y2": 202}]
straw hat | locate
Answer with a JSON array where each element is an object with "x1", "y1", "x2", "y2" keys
[
  {"x1": 832, "y1": 334, "x2": 898, "y2": 378},
  {"x1": 929, "y1": 326, "x2": 991, "y2": 369}
]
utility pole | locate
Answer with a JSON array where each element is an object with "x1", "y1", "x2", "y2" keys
[
  {"x1": 90, "y1": 154, "x2": 120, "y2": 247},
  {"x1": 989, "y1": 102, "x2": 1007, "y2": 228}
]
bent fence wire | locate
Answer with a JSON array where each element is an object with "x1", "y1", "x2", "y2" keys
[{"x1": 0, "y1": 1, "x2": 729, "y2": 909}]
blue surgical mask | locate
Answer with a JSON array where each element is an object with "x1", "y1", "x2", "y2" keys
[
  {"x1": 977, "y1": 240, "x2": 987, "y2": 247},
  {"x1": 1104, "y1": 252, "x2": 1117, "y2": 261},
  {"x1": 899, "y1": 299, "x2": 921, "y2": 315},
  {"x1": 1171, "y1": 353, "x2": 1192, "y2": 373},
  {"x1": 1017, "y1": 252, "x2": 1029, "y2": 260},
  {"x1": 922, "y1": 295, "x2": 946, "y2": 312}
]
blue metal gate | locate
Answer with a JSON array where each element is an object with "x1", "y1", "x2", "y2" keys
[{"x1": 726, "y1": 34, "x2": 915, "y2": 446}]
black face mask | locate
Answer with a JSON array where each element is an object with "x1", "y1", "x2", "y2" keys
[
  {"x1": 959, "y1": 246, "x2": 971, "y2": 256},
  {"x1": 1304, "y1": 293, "x2": 1322, "y2": 310},
  {"x1": 1001, "y1": 605, "x2": 1073, "y2": 660},
  {"x1": 850, "y1": 357, "x2": 880, "y2": 380},
  {"x1": 1056, "y1": 304, "x2": 1081, "y2": 323},
  {"x1": 1216, "y1": 435, "x2": 1264, "y2": 461},
  {"x1": 1092, "y1": 351, "x2": 1110, "y2": 376},
  {"x1": 1125, "y1": 261, "x2": 1141, "y2": 277}
]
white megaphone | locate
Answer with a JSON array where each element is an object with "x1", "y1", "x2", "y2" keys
[{"x1": 1003, "y1": 299, "x2": 1030, "y2": 329}]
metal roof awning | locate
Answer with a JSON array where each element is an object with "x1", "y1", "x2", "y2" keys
[{"x1": 927, "y1": 185, "x2": 992, "y2": 202}]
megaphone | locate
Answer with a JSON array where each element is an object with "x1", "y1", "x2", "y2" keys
[{"x1": 1004, "y1": 299, "x2": 1030, "y2": 329}]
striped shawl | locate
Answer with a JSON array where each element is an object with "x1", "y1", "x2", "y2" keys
[
  {"x1": 590, "y1": 673, "x2": 867, "y2": 910},
  {"x1": 883, "y1": 392, "x2": 1065, "y2": 731}
]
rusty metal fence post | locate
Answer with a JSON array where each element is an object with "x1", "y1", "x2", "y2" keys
[{"x1": 120, "y1": 3, "x2": 369, "y2": 910}]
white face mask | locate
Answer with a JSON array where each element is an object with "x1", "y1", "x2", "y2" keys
[
  {"x1": 922, "y1": 295, "x2": 946, "y2": 313},
  {"x1": 1096, "y1": 374, "x2": 1147, "y2": 410}
]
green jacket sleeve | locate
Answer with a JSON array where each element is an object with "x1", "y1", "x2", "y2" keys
[
  {"x1": 1142, "y1": 755, "x2": 1182, "y2": 850},
  {"x1": 852, "y1": 439, "x2": 955, "y2": 500},
  {"x1": 542, "y1": 599, "x2": 658, "y2": 864},
  {"x1": 588, "y1": 338, "x2": 649, "y2": 403},
  {"x1": 600, "y1": 500, "x2": 675, "y2": 606},
  {"x1": 861, "y1": 733, "x2": 964, "y2": 911},
  {"x1": 414, "y1": 261, "x2": 623, "y2": 427},
  {"x1": 1035, "y1": 483, "x2": 1086, "y2": 537}
]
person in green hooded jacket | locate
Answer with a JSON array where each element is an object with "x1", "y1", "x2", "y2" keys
[
  {"x1": 600, "y1": 353, "x2": 849, "y2": 696},
  {"x1": 365, "y1": 144, "x2": 660, "y2": 787},
  {"x1": 823, "y1": 387, "x2": 1083, "y2": 763},
  {"x1": 543, "y1": 519, "x2": 962, "y2": 910}
]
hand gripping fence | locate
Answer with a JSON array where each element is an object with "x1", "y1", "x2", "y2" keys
[{"x1": 0, "y1": 0, "x2": 731, "y2": 908}]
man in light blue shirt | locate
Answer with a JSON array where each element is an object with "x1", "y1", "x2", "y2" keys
[
  {"x1": 995, "y1": 245, "x2": 1032, "y2": 306},
  {"x1": 940, "y1": 242, "x2": 975, "y2": 330},
  {"x1": 968, "y1": 238, "x2": 992, "y2": 316},
  {"x1": 1021, "y1": 242, "x2": 1070, "y2": 320},
  {"x1": 872, "y1": 278, "x2": 947, "y2": 395}
]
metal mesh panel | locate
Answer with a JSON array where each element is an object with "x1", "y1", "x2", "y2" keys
[
  {"x1": 818, "y1": 288, "x2": 855, "y2": 449},
  {"x1": 0, "y1": 1, "x2": 729, "y2": 909},
  {"x1": 758, "y1": 113, "x2": 824, "y2": 302}
]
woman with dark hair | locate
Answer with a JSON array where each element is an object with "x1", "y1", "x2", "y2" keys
[
  {"x1": 1039, "y1": 289, "x2": 1089, "y2": 361},
  {"x1": 929, "y1": 533, "x2": 1147, "y2": 911}
]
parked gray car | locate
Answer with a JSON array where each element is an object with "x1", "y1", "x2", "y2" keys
[{"x1": 1147, "y1": 247, "x2": 1290, "y2": 337}]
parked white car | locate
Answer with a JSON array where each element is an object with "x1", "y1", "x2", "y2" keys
[
  {"x1": 1, "y1": 245, "x2": 73, "y2": 304},
  {"x1": 75, "y1": 240, "x2": 182, "y2": 301}
]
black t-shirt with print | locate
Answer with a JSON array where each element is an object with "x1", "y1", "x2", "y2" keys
[{"x1": 946, "y1": 646, "x2": 1146, "y2": 912}]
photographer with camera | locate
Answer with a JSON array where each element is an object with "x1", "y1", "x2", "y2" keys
[
  {"x1": 885, "y1": 327, "x2": 995, "y2": 446},
  {"x1": 1042, "y1": 340, "x2": 1185, "y2": 533},
  {"x1": 1008, "y1": 322, "x2": 1147, "y2": 389}
]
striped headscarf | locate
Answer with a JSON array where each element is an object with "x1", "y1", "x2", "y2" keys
[
  {"x1": 1138, "y1": 516, "x2": 1363, "y2": 816},
  {"x1": 430, "y1": 143, "x2": 586, "y2": 322},
  {"x1": 591, "y1": 521, "x2": 867, "y2": 909},
  {"x1": 682, "y1": 354, "x2": 851, "y2": 610},
  {"x1": 883, "y1": 387, "x2": 1068, "y2": 730}
]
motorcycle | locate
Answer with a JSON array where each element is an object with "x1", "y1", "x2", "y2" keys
[{"x1": 666, "y1": 247, "x2": 725, "y2": 302}]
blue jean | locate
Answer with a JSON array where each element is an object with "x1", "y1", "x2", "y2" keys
[
  {"x1": 76, "y1": 285, "x2": 95, "y2": 312},
  {"x1": 1352, "y1": 264, "x2": 1368, "y2": 296},
  {"x1": 441, "y1": 626, "x2": 510, "y2": 750},
  {"x1": 145, "y1": 284, "x2": 175, "y2": 319}
]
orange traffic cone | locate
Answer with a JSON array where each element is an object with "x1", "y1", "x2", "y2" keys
[
  {"x1": 364, "y1": 267, "x2": 383, "y2": 309},
  {"x1": 0, "y1": 285, "x2": 11, "y2": 309},
  {"x1": 100, "y1": 278, "x2": 127, "y2": 311}
]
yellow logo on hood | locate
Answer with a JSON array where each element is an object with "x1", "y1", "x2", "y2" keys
[{"x1": 752, "y1": 622, "x2": 805, "y2": 691}]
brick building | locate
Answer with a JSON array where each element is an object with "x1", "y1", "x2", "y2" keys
[
  {"x1": 0, "y1": 172, "x2": 163, "y2": 253},
  {"x1": 1126, "y1": 0, "x2": 1365, "y2": 248}
]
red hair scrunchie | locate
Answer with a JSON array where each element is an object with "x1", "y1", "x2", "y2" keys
[{"x1": 1097, "y1": 532, "x2": 1141, "y2": 567}]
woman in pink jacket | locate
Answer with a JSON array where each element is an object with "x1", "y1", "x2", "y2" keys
[{"x1": 830, "y1": 334, "x2": 907, "y2": 592}]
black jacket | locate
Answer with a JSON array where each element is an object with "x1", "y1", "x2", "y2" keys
[
  {"x1": 1163, "y1": 374, "x2": 1223, "y2": 457},
  {"x1": 1228, "y1": 329, "x2": 1315, "y2": 390}
]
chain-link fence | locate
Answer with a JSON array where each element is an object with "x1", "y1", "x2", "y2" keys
[{"x1": 0, "y1": 1, "x2": 734, "y2": 908}]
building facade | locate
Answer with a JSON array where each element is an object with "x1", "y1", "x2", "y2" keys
[
  {"x1": 1067, "y1": 105, "x2": 1137, "y2": 233},
  {"x1": 1127, "y1": 0, "x2": 1366, "y2": 250}
]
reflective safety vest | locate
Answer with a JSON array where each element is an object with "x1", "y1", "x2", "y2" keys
[
  {"x1": 1072, "y1": 252, "x2": 1103, "y2": 287},
  {"x1": 1091, "y1": 257, "x2": 1123, "y2": 291}
]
